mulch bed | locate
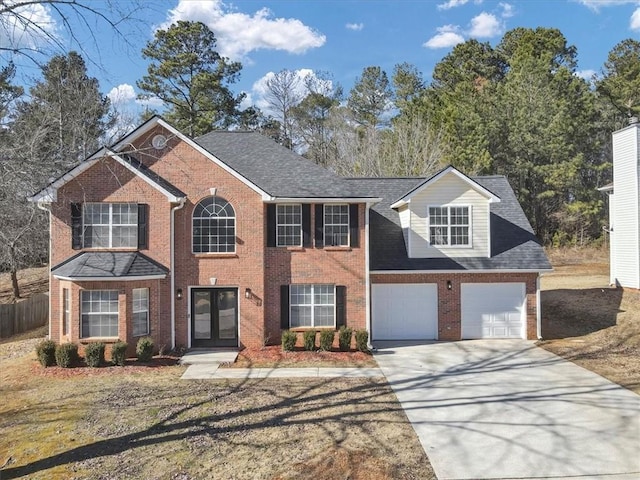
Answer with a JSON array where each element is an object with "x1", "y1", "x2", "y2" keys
[
  {"x1": 31, "y1": 355, "x2": 182, "y2": 378},
  {"x1": 226, "y1": 345, "x2": 376, "y2": 368}
]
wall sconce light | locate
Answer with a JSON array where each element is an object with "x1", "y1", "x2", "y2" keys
[
  {"x1": 176, "y1": 288, "x2": 183, "y2": 300},
  {"x1": 447, "y1": 280, "x2": 452, "y2": 291},
  {"x1": 245, "y1": 287, "x2": 252, "y2": 299}
]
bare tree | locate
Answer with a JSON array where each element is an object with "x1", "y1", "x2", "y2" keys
[{"x1": 263, "y1": 69, "x2": 303, "y2": 149}]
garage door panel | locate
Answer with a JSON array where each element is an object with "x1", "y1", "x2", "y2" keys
[
  {"x1": 462, "y1": 283, "x2": 525, "y2": 339},
  {"x1": 372, "y1": 284, "x2": 438, "y2": 340}
]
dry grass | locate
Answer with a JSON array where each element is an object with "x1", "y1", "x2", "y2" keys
[
  {"x1": 540, "y1": 247, "x2": 640, "y2": 394},
  {"x1": 0, "y1": 266, "x2": 48, "y2": 304},
  {"x1": 0, "y1": 338, "x2": 433, "y2": 480}
]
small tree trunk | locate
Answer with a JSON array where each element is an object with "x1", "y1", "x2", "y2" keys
[{"x1": 11, "y1": 268, "x2": 20, "y2": 300}]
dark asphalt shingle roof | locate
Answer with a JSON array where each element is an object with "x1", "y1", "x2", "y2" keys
[
  {"x1": 52, "y1": 252, "x2": 169, "y2": 279},
  {"x1": 346, "y1": 175, "x2": 551, "y2": 271},
  {"x1": 119, "y1": 153, "x2": 186, "y2": 198},
  {"x1": 194, "y1": 131, "x2": 377, "y2": 199}
]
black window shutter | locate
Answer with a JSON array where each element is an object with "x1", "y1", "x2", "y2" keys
[
  {"x1": 280, "y1": 285, "x2": 290, "y2": 329},
  {"x1": 267, "y1": 204, "x2": 276, "y2": 247},
  {"x1": 137, "y1": 204, "x2": 148, "y2": 249},
  {"x1": 314, "y1": 204, "x2": 324, "y2": 247},
  {"x1": 71, "y1": 203, "x2": 82, "y2": 250},
  {"x1": 302, "y1": 204, "x2": 311, "y2": 247},
  {"x1": 336, "y1": 285, "x2": 346, "y2": 328},
  {"x1": 349, "y1": 204, "x2": 359, "y2": 248}
]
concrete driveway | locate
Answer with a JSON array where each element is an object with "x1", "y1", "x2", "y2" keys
[{"x1": 374, "y1": 340, "x2": 640, "y2": 480}]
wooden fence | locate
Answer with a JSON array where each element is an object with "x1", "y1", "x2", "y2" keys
[{"x1": 0, "y1": 293, "x2": 49, "y2": 338}]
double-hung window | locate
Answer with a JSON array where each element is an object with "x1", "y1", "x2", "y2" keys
[
  {"x1": 132, "y1": 288, "x2": 149, "y2": 336},
  {"x1": 62, "y1": 288, "x2": 70, "y2": 336},
  {"x1": 429, "y1": 206, "x2": 470, "y2": 247},
  {"x1": 81, "y1": 290, "x2": 119, "y2": 338},
  {"x1": 83, "y1": 203, "x2": 137, "y2": 248},
  {"x1": 290, "y1": 284, "x2": 335, "y2": 328},
  {"x1": 324, "y1": 204, "x2": 349, "y2": 246},
  {"x1": 276, "y1": 204, "x2": 302, "y2": 247}
]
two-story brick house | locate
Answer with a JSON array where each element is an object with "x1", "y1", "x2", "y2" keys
[{"x1": 30, "y1": 116, "x2": 551, "y2": 354}]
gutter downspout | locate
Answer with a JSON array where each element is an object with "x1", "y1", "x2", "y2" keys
[
  {"x1": 536, "y1": 274, "x2": 542, "y2": 340},
  {"x1": 170, "y1": 198, "x2": 186, "y2": 350},
  {"x1": 36, "y1": 201, "x2": 52, "y2": 340},
  {"x1": 365, "y1": 202, "x2": 372, "y2": 349}
]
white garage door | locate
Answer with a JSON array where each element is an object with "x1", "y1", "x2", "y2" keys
[
  {"x1": 461, "y1": 283, "x2": 525, "y2": 339},
  {"x1": 372, "y1": 284, "x2": 438, "y2": 340}
]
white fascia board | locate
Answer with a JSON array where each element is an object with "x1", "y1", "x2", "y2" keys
[
  {"x1": 390, "y1": 166, "x2": 501, "y2": 209},
  {"x1": 370, "y1": 268, "x2": 553, "y2": 274},
  {"x1": 53, "y1": 274, "x2": 167, "y2": 282},
  {"x1": 597, "y1": 184, "x2": 614, "y2": 192},
  {"x1": 28, "y1": 147, "x2": 112, "y2": 203},
  {"x1": 264, "y1": 197, "x2": 382, "y2": 203},
  {"x1": 105, "y1": 149, "x2": 184, "y2": 202}
]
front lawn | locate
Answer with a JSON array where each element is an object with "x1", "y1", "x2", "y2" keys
[{"x1": 0, "y1": 335, "x2": 433, "y2": 480}]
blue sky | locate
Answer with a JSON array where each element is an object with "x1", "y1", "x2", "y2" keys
[{"x1": 3, "y1": 0, "x2": 640, "y2": 121}]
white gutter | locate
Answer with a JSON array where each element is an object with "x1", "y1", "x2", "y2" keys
[
  {"x1": 170, "y1": 198, "x2": 186, "y2": 349},
  {"x1": 365, "y1": 202, "x2": 372, "y2": 348},
  {"x1": 370, "y1": 269, "x2": 554, "y2": 274},
  {"x1": 53, "y1": 274, "x2": 166, "y2": 282},
  {"x1": 536, "y1": 274, "x2": 542, "y2": 340},
  {"x1": 263, "y1": 197, "x2": 382, "y2": 204},
  {"x1": 37, "y1": 201, "x2": 52, "y2": 340}
]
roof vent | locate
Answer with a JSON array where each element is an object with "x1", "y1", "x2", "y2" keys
[{"x1": 629, "y1": 116, "x2": 638, "y2": 126}]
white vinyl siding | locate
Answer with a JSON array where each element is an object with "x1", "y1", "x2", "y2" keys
[
  {"x1": 611, "y1": 125, "x2": 640, "y2": 288},
  {"x1": 409, "y1": 173, "x2": 489, "y2": 258},
  {"x1": 398, "y1": 205, "x2": 410, "y2": 249}
]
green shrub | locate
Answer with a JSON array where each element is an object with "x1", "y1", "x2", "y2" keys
[
  {"x1": 319, "y1": 330, "x2": 334, "y2": 351},
  {"x1": 355, "y1": 329, "x2": 369, "y2": 353},
  {"x1": 136, "y1": 336, "x2": 154, "y2": 362},
  {"x1": 111, "y1": 341, "x2": 128, "y2": 366},
  {"x1": 55, "y1": 342, "x2": 78, "y2": 368},
  {"x1": 303, "y1": 330, "x2": 316, "y2": 351},
  {"x1": 281, "y1": 330, "x2": 297, "y2": 351},
  {"x1": 84, "y1": 342, "x2": 105, "y2": 367},
  {"x1": 35, "y1": 339, "x2": 57, "y2": 367},
  {"x1": 338, "y1": 326, "x2": 353, "y2": 352}
]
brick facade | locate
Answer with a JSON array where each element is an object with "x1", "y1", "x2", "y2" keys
[{"x1": 46, "y1": 124, "x2": 367, "y2": 351}]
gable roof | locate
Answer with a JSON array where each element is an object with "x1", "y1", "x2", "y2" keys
[
  {"x1": 194, "y1": 130, "x2": 379, "y2": 200},
  {"x1": 347, "y1": 175, "x2": 551, "y2": 272},
  {"x1": 29, "y1": 148, "x2": 186, "y2": 203},
  {"x1": 390, "y1": 165, "x2": 500, "y2": 209},
  {"x1": 52, "y1": 252, "x2": 169, "y2": 281}
]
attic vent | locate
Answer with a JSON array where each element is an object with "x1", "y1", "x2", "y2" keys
[{"x1": 152, "y1": 134, "x2": 167, "y2": 149}]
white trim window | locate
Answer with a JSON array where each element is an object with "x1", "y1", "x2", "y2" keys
[
  {"x1": 83, "y1": 203, "x2": 137, "y2": 248},
  {"x1": 324, "y1": 204, "x2": 349, "y2": 246},
  {"x1": 290, "y1": 284, "x2": 335, "y2": 327},
  {"x1": 192, "y1": 196, "x2": 236, "y2": 253},
  {"x1": 132, "y1": 288, "x2": 149, "y2": 337},
  {"x1": 62, "y1": 288, "x2": 70, "y2": 335},
  {"x1": 428, "y1": 206, "x2": 470, "y2": 247},
  {"x1": 276, "y1": 204, "x2": 302, "y2": 247},
  {"x1": 81, "y1": 290, "x2": 118, "y2": 338}
]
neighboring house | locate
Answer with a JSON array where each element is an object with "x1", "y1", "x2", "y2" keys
[
  {"x1": 29, "y1": 116, "x2": 551, "y2": 354},
  {"x1": 599, "y1": 119, "x2": 640, "y2": 288}
]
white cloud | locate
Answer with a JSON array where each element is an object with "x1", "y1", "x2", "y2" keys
[
  {"x1": 164, "y1": 0, "x2": 325, "y2": 61},
  {"x1": 250, "y1": 69, "x2": 331, "y2": 116},
  {"x1": 107, "y1": 84, "x2": 137, "y2": 105},
  {"x1": 423, "y1": 25, "x2": 465, "y2": 49},
  {"x1": 631, "y1": 7, "x2": 640, "y2": 29},
  {"x1": 437, "y1": 0, "x2": 483, "y2": 10},
  {"x1": 575, "y1": 69, "x2": 597, "y2": 81},
  {"x1": 0, "y1": 1, "x2": 58, "y2": 51},
  {"x1": 346, "y1": 22, "x2": 364, "y2": 31},
  {"x1": 499, "y1": 2, "x2": 515, "y2": 18},
  {"x1": 469, "y1": 12, "x2": 503, "y2": 38},
  {"x1": 575, "y1": 0, "x2": 640, "y2": 12}
]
